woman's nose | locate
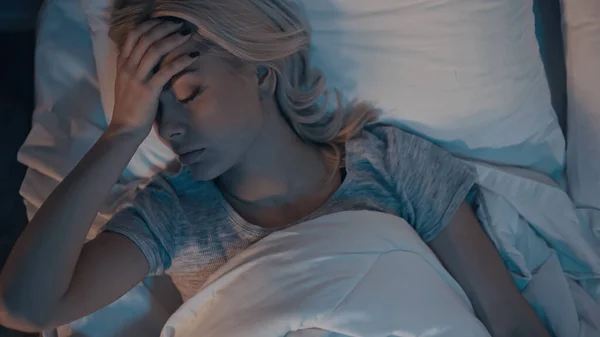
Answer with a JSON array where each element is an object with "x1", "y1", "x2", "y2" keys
[
  {"x1": 159, "y1": 122, "x2": 186, "y2": 143},
  {"x1": 156, "y1": 96, "x2": 190, "y2": 143}
]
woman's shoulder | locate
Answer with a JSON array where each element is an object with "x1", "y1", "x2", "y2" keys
[
  {"x1": 352, "y1": 122, "x2": 424, "y2": 144},
  {"x1": 343, "y1": 124, "x2": 401, "y2": 174},
  {"x1": 347, "y1": 123, "x2": 423, "y2": 159},
  {"x1": 344, "y1": 123, "x2": 444, "y2": 176}
]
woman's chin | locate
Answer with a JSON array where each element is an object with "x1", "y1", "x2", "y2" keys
[{"x1": 188, "y1": 162, "x2": 221, "y2": 182}]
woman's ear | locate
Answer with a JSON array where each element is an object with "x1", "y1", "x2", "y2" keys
[{"x1": 257, "y1": 66, "x2": 276, "y2": 99}]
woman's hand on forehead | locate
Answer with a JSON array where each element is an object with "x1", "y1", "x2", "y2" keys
[
  {"x1": 149, "y1": 17, "x2": 201, "y2": 67},
  {"x1": 110, "y1": 20, "x2": 200, "y2": 137},
  {"x1": 157, "y1": 38, "x2": 198, "y2": 70}
]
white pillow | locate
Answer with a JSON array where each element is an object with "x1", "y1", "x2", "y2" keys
[
  {"x1": 301, "y1": 0, "x2": 564, "y2": 178},
  {"x1": 561, "y1": 0, "x2": 600, "y2": 211},
  {"x1": 80, "y1": 0, "x2": 565, "y2": 183},
  {"x1": 163, "y1": 211, "x2": 490, "y2": 337}
]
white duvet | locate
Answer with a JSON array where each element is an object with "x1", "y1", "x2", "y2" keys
[{"x1": 163, "y1": 211, "x2": 490, "y2": 337}]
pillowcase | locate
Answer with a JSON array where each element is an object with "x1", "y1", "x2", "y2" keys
[
  {"x1": 561, "y1": 0, "x2": 600, "y2": 211},
  {"x1": 300, "y1": 0, "x2": 564, "y2": 179},
  {"x1": 80, "y1": 0, "x2": 565, "y2": 183}
]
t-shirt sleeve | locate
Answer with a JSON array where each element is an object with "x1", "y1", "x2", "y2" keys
[
  {"x1": 102, "y1": 176, "x2": 178, "y2": 276},
  {"x1": 374, "y1": 125, "x2": 477, "y2": 242}
]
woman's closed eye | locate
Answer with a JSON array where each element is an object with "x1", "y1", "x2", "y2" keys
[{"x1": 177, "y1": 87, "x2": 203, "y2": 104}]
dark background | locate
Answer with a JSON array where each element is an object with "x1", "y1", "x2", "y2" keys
[
  {"x1": 0, "y1": 1, "x2": 42, "y2": 336},
  {"x1": 0, "y1": 0, "x2": 566, "y2": 336},
  {"x1": 0, "y1": 29, "x2": 37, "y2": 337}
]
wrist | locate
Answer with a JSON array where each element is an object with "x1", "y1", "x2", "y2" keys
[
  {"x1": 100, "y1": 125, "x2": 149, "y2": 154},
  {"x1": 105, "y1": 123, "x2": 151, "y2": 143}
]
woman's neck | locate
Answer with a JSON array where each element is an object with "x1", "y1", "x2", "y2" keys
[{"x1": 214, "y1": 106, "x2": 340, "y2": 227}]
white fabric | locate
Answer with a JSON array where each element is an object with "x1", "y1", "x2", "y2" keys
[
  {"x1": 561, "y1": 0, "x2": 600, "y2": 237},
  {"x1": 163, "y1": 211, "x2": 491, "y2": 337},
  {"x1": 19, "y1": 0, "x2": 114, "y2": 237},
  {"x1": 301, "y1": 0, "x2": 564, "y2": 178},
  {"x1": 469, "y1": 162, "x2": 600, "y2": 336},
  {"x1": 164, "y1": 166, "x2": 600, "y2": 337}
]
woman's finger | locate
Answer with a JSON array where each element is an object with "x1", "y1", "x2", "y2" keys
[
  {"x1": 120, "y1": 20, "x2": 162, "y2": 60},
  {"x1": 128, "y1": 22, "x2": 183, "y2": 65},
  {"x1": 149, "y1": 52, "x2": 200, "y2": 91},
  {"x1": 136, "y1": 32, "x2": 192, "y2": 80}
]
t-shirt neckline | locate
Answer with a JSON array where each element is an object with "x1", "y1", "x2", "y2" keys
[{"x1": 217, "y1": 166, "x2": 352, "y2": 235}]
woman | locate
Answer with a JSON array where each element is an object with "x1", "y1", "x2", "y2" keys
[{"x1": 0, "y1": 0, "x2": 550, "y2": 336}]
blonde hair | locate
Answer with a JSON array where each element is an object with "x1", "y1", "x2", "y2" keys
[{"x1": 110, "y1": 0, "x2": 378, "y2": 167}]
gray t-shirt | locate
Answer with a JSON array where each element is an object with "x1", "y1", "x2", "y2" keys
[{"x1": 104, "y1": 125, "x2": 477, "y2": 301}]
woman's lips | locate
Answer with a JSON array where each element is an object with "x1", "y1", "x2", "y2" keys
[{"x1": 179, "y1": 149, "x2": 205, "y2": 165}]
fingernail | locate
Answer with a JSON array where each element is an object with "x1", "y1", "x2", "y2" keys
[
  {"x1": 189, "y1": 51, "x2": 200, "y2": 58},
  {"x1": 179, "y1": 28, "x2": 192, "y2": 36},
  {"x1": 158, "y1": 16, "x2": 183, "y2": 24}
]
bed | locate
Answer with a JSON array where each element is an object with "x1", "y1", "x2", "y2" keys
[{"x1": 18, "y1": 0, "x2": 600, "y2": 336}]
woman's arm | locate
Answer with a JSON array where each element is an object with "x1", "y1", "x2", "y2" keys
[
  {"x1": 429, "y1": 201, "x2": 551, "y2": 337},
  {"x1": 0, "y1": 20, "x2": 197, "y2": 332},
  {"x1": 375, "y1": 126, "x2": 550, "y2": 336},
  {"x1": 0, "y1": 128, "x2": 149, "y2": 332}
]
